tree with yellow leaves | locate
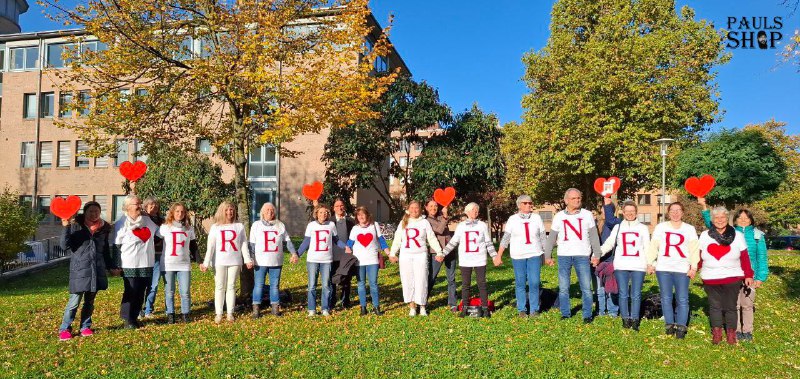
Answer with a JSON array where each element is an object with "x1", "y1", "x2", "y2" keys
[{"x1": 43, "y1": 0, "x2": 397, "y2": 223}]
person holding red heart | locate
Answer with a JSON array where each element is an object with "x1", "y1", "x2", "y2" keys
[
  {"x1": 112, "y1": 195, "x2": 159, "y2": 329},
  {"x1": 425, "y1": 199, "x2": 456, "y2": 313},
  {"x1": 698, "y1": 207, "x2": 755, "y2": 345},
  {"x1": 57, "y1": 201, "x2": 119, "y2": 341},
  {"x1": 344, "y1": 206, "x2": 390, "y2": 316}
]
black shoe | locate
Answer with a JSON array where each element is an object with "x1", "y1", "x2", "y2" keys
[
  {"x1": 666, "y1": 324, "x2": 676, "y2": 335},
  {"x1": 373, "y1": 307, "x2": 383, "y2": 316},
  {"x1": 481, "y1": 307, "x2": 491, "y2": 318},
  {"x1": 518, "y1": 311, "x2": 528, "y2": 318},
  {"x1": 182, "y1": 314, "x2": 190, "y2": 323},
  {"x1": 459, "y1": 307, "x2": 467, "y2": 318},
  {"x1": 675, "y1": 325, "x2": 687, "y2": 339},
  {"x1": 167, "y1": 313, "x2": 175, "y2": 324},
  {"x1": 252, "y1": 304, "x2": 261, "y2": 319},
  {"x1": 360, "y1": 306, "x2": 368, "y2": 316},
  {"x1": 622, "y1": 318, "x2": 631, "y2": 329},
  {"x1": 124, "y1": 321, "x2": 138, "y2": 330},
  {"x1": 743, "y1": 332, "x2": 753, "y2": 341},
  {"x1": 632, "y1": 319, "x2": 640, "y2": 332},
  {"x1": 583, "y1": 317, "x2": 594, "y2": 324},
  {"x1": 736, "y1": 331, "x2": 744, "y2": 340},
  {"x1": 342, "y1": 300, "x2": 352, "y2": 309}
]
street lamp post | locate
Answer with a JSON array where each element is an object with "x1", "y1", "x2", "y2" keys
[{"x1": 654, "y1": 138, "x2": 674, "y2": 222}]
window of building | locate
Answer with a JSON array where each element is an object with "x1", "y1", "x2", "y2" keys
[
  {"x1": 19, "y1": 195, "x2": 33, "y2": 207},
  {"x1": 112, "y1": 195, "x2": 126, "y2": 222},
  {"x1": 78, "y1": 91, "x2": 91, "y2": 116},
  {"x1": 0, "y1": 46, "x2": 5, "y2": 71},
  {"x1": 46, "y1": 42, "x2": 78, "y2": 68},
  {"x1": 134, "y1": 140, "x2": 147, "y2": 162},
  {"x1": 75, "y1": 140, "x2": 90, "y2": 168},
  {"x1": 10, "y1": 46, "x2": 39, "y2": 70},
  {"x1": 57, "y1": 141, "x2": 71, "y2": 168},
  {"x1": 248, "y1": 145, "x2": 277, "y2": 178},
  {"x1": 197, "y1": 138, "x2": 212, "y2": 154},
  {"x1": 637, "y1": 194, "x2": 651, "y2": 206},
  {"x1": 114, "y1": 140, "x2": 128, "y2": 166},
  {"x1": 94, "y1": 195, "x2": 108, "y2": 221},
  {"x1": 539, "y1": 211, "x2": 553, "y2": 222},
  {"x1": 59, "y1": 92, "x2": 73, "y2": 117},
  {"x1": 41, "y1": 92, "x2": 55, "y2": 118},
  {"x1": 95, "y1": 155, "x2": 109, "y2": 168},
  {"x1": 23, "y1": 93, "x2": 37, "y2": 119},
  {"x1": 37, "y1": 196, "x2": 53, "y2": 224},
  {"x1": 39, "y1": 141, "x2": 53, "y2": 168},
  {"x1": 637, "y1": 213, "x2": 652, "y2": 225},
  {"x1": 375, "y1": 56, "x2": 388, "y2": 72},
  {"x1": 20, "y1": 142, "x2": 35, "y2": 168},
  {"x1": 398, "y1": 140, "x2": 409, "y2": 152},
  {"x1": 80, "y1": 40, "x2": 108, "y2": 55}
]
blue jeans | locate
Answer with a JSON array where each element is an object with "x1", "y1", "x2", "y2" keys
[
  {"x1": 307, "y1": 262, "x2": 331, "y2": 311},
  {"x1": 656, "y1": 270, "x2": 690, "y2": 326},
  {"x1": 59, "y1": 291, "x2": 97, "y2": 332},
  {"x1": 163, "y1": 271, "x2": 191, "y2": 315},
  {"x1": 428, "y1": 252, "x2": 458, "y2": 307},
  {"x1": 557, "y1": 255, "x2": 593, "y2": 318},
  {"x1": 614, "y1": 270, "x2": 645, "y2": 320},
  {"x1": 253, "y1": 265, "x2": 282, "y2": 305},
  {"x1": 357, "y1": 264, "x2": 380, "y2": 309},
  {"x1": 595, "y1": 270, "x2": 619, "y2": 316},
  {"x1": 511, "y1": 256, "x2": 542, "y2": 313},
  {"x1": 144, "y1": 254, "x2": 164, "y2": 315}
]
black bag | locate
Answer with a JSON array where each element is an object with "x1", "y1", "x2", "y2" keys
[{"x1": 641, "y1": 293, "x2": 663, "y2": 320}]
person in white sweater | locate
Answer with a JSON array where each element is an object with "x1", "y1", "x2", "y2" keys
[
  {"x1": 389, "y1": 201, "x2": 443, "y2": 316},
  {"x1": 599, "y1": 200, "x2": 650, "y2": 331},
  {"x1": 296, "y1": 204, "x2": 347, "y2": 317},
  {"x1": 249, "y1": 202, "x2": 296, "y2": 318},
  {"x1": 646, "y1": 202, "x2": 699, "y2": 339},
  {"x1": 495, "y1": 194, "x2": 546, "y2": 318},
  {"x1": 345, "y1": 206, "x2": 390, "y2": 316},
  {"x1": 157, "y1": 202, "x2": 197, "y2": 324},
  {"x1": 442, "y1": 202, "x2": 498, "y2": 318},
  {"x1": 200, "y1": 201, "x2": 253, "y2": 323}
]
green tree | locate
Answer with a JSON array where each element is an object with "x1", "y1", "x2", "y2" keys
[
  {"x1": 749, "y1": 119, "x2": 800, "y2": 233},
  {"x1": 502, "y1": 0, "x2": 729, "y2": 208},
  {"x1": 674, "y1": 129, "x2": 787, "y2": 208},
  {"x1": 0, "y1": 188, "x2": 40, "y2": 269}
]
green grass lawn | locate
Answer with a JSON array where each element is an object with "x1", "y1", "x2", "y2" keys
[{"x1": 1, "y1": 251, "x2": 799, "y2": 378}]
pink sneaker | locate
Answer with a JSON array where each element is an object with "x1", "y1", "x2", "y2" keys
[
  {"x1": 80, "y1": 328, "x2": 94, "y2": 337},
  {"x1": 59, "y1": 330, "x2": 72, "y2": 341}
]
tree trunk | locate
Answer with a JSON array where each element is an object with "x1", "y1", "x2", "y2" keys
[{"x1": 232, "y1": 119, "x2": 254, "y2": 303}]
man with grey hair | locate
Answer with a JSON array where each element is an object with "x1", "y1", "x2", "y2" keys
[
  {"x1": 496, "y1": 194, "x2": 547, "y2": 317},
  {"x1": 544, "y1": 188, "x2": 602, "y2": 323}
]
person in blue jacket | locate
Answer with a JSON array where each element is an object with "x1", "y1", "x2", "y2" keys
[
  {"x1": 699, "y1": 197, "x2": 768, "y2": 341},
  {"x1": 595, "y1": 197, "x2": 620, "y2": 317}
]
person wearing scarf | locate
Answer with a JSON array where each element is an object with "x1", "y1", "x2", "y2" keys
[
  {"x1": 113, "y1": 195, "x2": 158, "y2": 329},
  {"x1": 389, "y1": 201, "x2": 443, "y2": 317},
  {"x1": 698, "y1": 206, "x2": 755, "y2": 345},
  {"x1": 249, "y1": 202, "x2": 296, "y2": 318},
  {"x1": 442, "y1": 202, "x2": 498, "y2": 318},
  {"x1": 57, "y1": 201, "x2": 118, "y2": 341},
  {"x1": 495, "y1": 195, "x2": 546, "y2": 318}
]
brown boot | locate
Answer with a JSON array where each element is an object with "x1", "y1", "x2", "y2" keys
[
  {"x1": 726, "y1": 329, "x2": 737, "y2": 345},
  {"x1": 711, "y1": 327, "x2": 724, "y2": 345}
]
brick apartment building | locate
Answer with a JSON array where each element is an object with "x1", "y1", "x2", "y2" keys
[{"x1": 0, "y1": 3, "x2": 409, "y2": 237}]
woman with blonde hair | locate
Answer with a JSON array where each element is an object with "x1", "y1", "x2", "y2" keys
[
  {"x1": 249, "y1": 202, "x2": 296, "y2": 318},
  {"x1": 201, "y1": 201, "x2": 253, "y2": 323},
  {"x1": 158, "y1": 202, "x2": 197, "y2": 323},
  {"x1": 296, "y1": 204, "x2": 347, "y2": 316},
  {"x1": 389, "y1": 201, "x2": 443, "y2": 317}
]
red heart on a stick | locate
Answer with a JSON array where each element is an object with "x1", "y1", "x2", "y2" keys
[
  {"x1": 707, "y1": 243, "x2": 731, "y2": 260},
  {"x1": 132, "y1": 227, "x2": 151, "y2": 242},
  {"x1": 302, "y1": 181, "x2": 324, "y2": 201},
  {"x1": 356, "y1": 233, "x2": 374, "y2": 247},
  {"x1": 593, "y1": 177, "x2": 621, "y2": 197},
  {"x1": 684, "y1": 175, "x2": 716, "y2": 198},
  {"x1": 433, "y1": 187, "x2": 456, "y2": 207},
  {"x1": 50, "y1": 196, "x2": 82, "y2": 220},
  {"x1": 119, "y1": 161, "x2": 148, "y2": 182}
]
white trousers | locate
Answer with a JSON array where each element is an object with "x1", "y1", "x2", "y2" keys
[
  {"x1": 214, "y1": 265, "x2": 241, "y2": 315},
  {"x1": 399, "y1": 253, "x2": 428, "y2": 305}
]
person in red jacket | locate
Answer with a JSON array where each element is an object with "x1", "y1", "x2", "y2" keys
[{"x1": 698, "y1": 207, "x2": 755, "y2": 345}]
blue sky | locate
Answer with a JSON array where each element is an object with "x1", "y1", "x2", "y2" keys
[{"x1": 18, "y1": 0, "x2": 800, "y2": 134}]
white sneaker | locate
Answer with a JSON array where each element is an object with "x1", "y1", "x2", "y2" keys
[
  {"x1": 408, "y1": 307, "x2": 417, "y2": 317},
  {"x1": 419, "y1": 306, "x2": 428, "y2": 316},
  {"x1": 308, "y1": 310, "x2": 316, "y2": 317},
  {"x1": 322, "y1": 310, "x2": 330, "y2": 317},
  {"x1": 227, "y1": 314, "x2": 235, "y2": 322},
  {"x1": 214, "y1": 314, "x2": 223, "y2": 324}
]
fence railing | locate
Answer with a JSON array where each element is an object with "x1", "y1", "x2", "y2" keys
[{"x1": 1, "y1": 237, "x2": 71, "y2": 274}]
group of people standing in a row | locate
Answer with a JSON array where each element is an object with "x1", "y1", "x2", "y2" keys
[{"x1": 56, "y1": 188, "x2": 768, "y2": 346}]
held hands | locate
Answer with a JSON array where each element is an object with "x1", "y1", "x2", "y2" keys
[
  {"x1": 199, "y1": 264, "x2": 208, "y2": 272},
  {"x1": 687, "y1": 268, "x2": 697, "y2": 280},
  {"x1": 434, "y1": 255, "x2": 445, "y2": 263},
  {"x1": 246, "y1": 262, "x2": 254, "y2": 269},
  {"x1": 492, "y1": 255, "x2": 502, "y2": 267},
  {"x1": 753, "y1": 280, "x2": 763, "y2": 289},
  {"x1": 646, "y1": 265, "x2": 655, "y2": 275},
  {"x1": 545, "y1": 258, "x2": 555, "y2": 266},
  {"x1": 590, "y1": 257, "x2": 600, "y2": 267},
  {"x1": 345, "y1": 247, "x2": 353, "y2": 254},
  {"x1": 389, "y1": 255, "x2": 399, "y2": 264},
  {"x1": 745, "y1": 277, "x2": 754, "y2": 287},
  {"x1": 290, "y1": 254, "x2": 299, "y2": 264}
]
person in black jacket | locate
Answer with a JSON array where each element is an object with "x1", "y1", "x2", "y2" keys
[
  {"x1": 58, "y1": 201, "x2": 119, "y2": 341},
  {"x1": 329, "y1": 199, "x2": 356, "y2": 308}
]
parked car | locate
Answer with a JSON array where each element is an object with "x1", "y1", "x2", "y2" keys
[{"x1": 767, "y1": 236, "x2": 800, "y2": 251}]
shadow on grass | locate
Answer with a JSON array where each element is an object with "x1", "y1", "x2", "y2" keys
[{"x1": 769, "y1": 266, "x2": 800, "y2": 299}]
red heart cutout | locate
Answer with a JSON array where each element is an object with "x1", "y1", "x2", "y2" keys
[
  {"x1": 593, "y1": 177, "x2": 621, "y2": 197},
  {"x1": 119, "y1": 161, "x2": 148, "y2": 182},
  {"x1": 50, "y1": 196, "x2": 82, "y2": 220},
  {"x1": 433, "y1": 187, "x2": 456, "y2": 207},
  {"x1": 302, "y1": 181, "x2": 324, "y2": 201},
  {"x1": 684, "y1": 175, "x2": 716, "y2": 198},
  {"x1": 131, "y1": 227, "x2": 151, "y2": 242},
  {"x1": 356, "y1": 233, "x2": 374, "y2": 247},
  {"x1": 706, "y1": 243, "x2": 731, "y2": 260}
]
